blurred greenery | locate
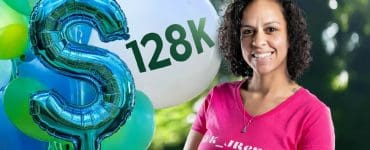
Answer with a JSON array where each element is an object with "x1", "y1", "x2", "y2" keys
[
  {"x1": 149, "y1": 0, "x2": 370, "y2": 150},
  {"x1": 148, "y1": 98, "x2": 194, "y2": 150}
]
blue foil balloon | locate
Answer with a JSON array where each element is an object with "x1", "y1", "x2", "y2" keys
[
  {"x1": 22, "y1": 24, "x2": 92, "y2": 62},
  {"x1": 29, "y1": 0, "x2": 134, "y2": 150},
  {"x1": 18, "y1": 59, "x2": 96, "y2": 106}
]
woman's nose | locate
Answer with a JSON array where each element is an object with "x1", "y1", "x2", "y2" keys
[{"x1": 252, "y1": 31, "x2": 267, "y2": 48}]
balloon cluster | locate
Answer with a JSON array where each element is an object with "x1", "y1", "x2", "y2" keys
[{"x1": 0, "y1": 0, "x2": 154, "y2": 149}]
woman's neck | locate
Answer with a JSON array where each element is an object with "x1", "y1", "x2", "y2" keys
[{"x1": 246, "y1": 71, "x2": 295, "y2": 96}]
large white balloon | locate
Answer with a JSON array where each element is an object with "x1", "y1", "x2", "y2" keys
[{"x1": 89, "y1": 0, "x2": 221, "y2": 108}]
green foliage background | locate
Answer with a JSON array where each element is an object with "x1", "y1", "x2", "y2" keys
[{"x1": 149, "y1": 0, "x2": 370, "y2": 149}]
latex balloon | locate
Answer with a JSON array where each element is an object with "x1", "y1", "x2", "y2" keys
[
  {"x1": 3, "y1": 0, "x2": 38, "y2": 16},
  {"x1": 29, "y1": 0, "x2": 134, "y2": 150},
  {"x1": 0, "y1": 91, "x2": 49, "y2": 150},
  {"x1": 0, "y1": 91, "x2": 21, "y2": 150},
  {"x1": 49, "y1": 91, "x2": 155, "y2": 150},
  {"x1": 89, "y1": 0, "x2": 221, "y2": 108},
  {"x1": 0, "y1": 60, "x2": 12, "y2": 89},
  {"x1": 3, "y1": 77, "x2": 55, "y2": 141},
  {"x1": 0, "y1": 24, "x2": 29, "y2": 59},
  {"x1": 21, "y1": 44, "x2": 37, "y2": 62},
  {"x1": 0, "y1": 0, "x2": 27, "y2": 28},
  {"x1": 0, "y1": 0, "x2": 28, "y2": 59},
  {"x1": 101, "y1": 90, "x2": 154, "y2": 150}
]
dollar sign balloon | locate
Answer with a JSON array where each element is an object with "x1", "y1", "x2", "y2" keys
[{"x1": 29, "y1": 0, "x2": 134, "y2": 150}]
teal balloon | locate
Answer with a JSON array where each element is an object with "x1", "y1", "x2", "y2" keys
[
  {"x1": 102, "y1": 90, "x2": 155, "y2": 150},
  {"x1": 3, "y1": 0, "x2": 38, "y2": 16},
  {"x1": 49, "y1": 91, "x2": 155, "y2": 150}
]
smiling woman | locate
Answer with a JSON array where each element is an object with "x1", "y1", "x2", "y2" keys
[
  {"x1": 239, "y1": 0, "x2": 290, "y2": 78},
  {"x1": 184, "y1": 0, "x2": 335, "y2": 150}
]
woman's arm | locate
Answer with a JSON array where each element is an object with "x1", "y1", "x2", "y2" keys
[{"x1": 183, "y1": 130, "x2": 204, "y2": 150}]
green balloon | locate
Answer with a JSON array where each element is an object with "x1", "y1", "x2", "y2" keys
[
  {"x1": 48, "y1": 90, "x2": 155, "y2": 150},
  {"x1": 0, "y1": 24, "x2": 29, "y2": 59},
  {"x1": 0, "y1": 0, "x2": 28, "y2": 60},
  {"x1": 0, "y1": 0, "x2": 27, "y2": 28},
  {"x1": 3, "y1": 77, "x2": 55, "y2": 141},
  {"x1": 2, "y1": 0, "x2": 38, "y2": 16}
]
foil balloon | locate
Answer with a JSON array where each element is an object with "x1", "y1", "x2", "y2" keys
[
  {"x1": 29, "y1": 0, "x2": 134, "y2": 150},
  {"x1": 21, "y1": 23, "x2": 91, "y2": 62},
  {"x1": 18, "y1": 59, "x2": 96, "y2": 106},
  {"x1": 49, "y1": 90, "x2": 155, "y2": 150}
]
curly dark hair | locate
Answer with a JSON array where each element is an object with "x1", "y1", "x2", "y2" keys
[{"x1": 218, "y1": 0, "x2": 312, "y2": 80}]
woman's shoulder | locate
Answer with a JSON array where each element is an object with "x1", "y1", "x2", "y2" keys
[{"x1": 297, "y1": 87, "x2": 330, "y2": 111}]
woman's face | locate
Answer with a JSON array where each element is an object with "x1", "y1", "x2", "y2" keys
[{"x1": 240, "y1": 0, "x2": 289, "y2": 77}]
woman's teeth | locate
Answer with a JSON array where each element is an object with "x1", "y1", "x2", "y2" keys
[{"x1": 252, "y1": 52, "x2": 273, "y2": 58}]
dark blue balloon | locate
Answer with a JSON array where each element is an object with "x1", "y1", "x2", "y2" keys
[
  {"x1": 0, "y1": 92, "x2": 48, "y2": 150},
  {"x1": 16, "y1": 132, "x2": 49, "y2": 150},
  {"x1": 0, "y1": 92, "x2": 21, "y2": 150}
]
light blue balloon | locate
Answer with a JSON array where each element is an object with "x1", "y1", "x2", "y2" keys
[
  {"x1": 29, "y1": 0, "x2": 134, "y2": 150},
  {"x1": 0, "y1": 60, "x2": 12, "y2": 90}
]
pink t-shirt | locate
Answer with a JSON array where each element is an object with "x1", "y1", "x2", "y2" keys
[{"x1": 192, "y1": 81, "x2": 335, "y2": 150}]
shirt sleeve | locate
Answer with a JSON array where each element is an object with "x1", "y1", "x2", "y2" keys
[
  {"x1": 298, "y1": 105, "x2": 335, "y2": 150},
  {"x1": 191, "y1": 89, "x2": 213, "y2": 135}
]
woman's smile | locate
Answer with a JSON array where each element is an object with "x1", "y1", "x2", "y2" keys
[{"x1": 251, "y1": 51, "x2": 276, "y2": 66}]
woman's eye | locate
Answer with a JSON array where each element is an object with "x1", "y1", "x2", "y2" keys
[
  {"x1": 266, "y1": 27, "x2": 277, "y2": 33},
  {"x1": 241, "y1": 29, "x2": 254, "y2": 36}
]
